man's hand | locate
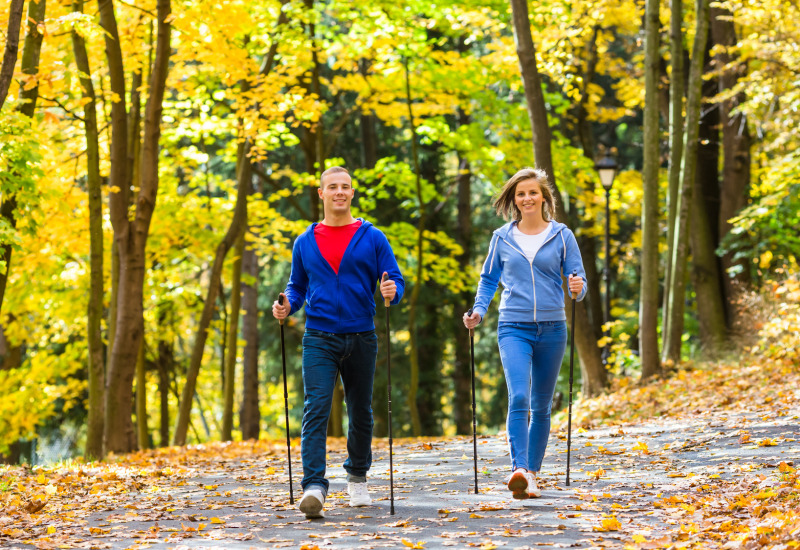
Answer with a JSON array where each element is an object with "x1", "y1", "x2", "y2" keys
[
  {"x1": 380, "y1": 272, "x2": 397, "y2": 303},
  {"x1": 272, "y1": 293, "x2": 289, "y2": 320},
  {"x1": 568, "y1": 274, "x2": 583, "y2": 297},
  {"x1": 463, "y1": 310, "x2": 481, "y2": 330}
]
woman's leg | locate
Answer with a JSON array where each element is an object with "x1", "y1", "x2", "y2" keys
[
  {"x1": 498, "y1": 323, "x2": 535, "y2": 472},
  {"x1": 527, "y1": 321, "x2": 567, "y2": 473}
]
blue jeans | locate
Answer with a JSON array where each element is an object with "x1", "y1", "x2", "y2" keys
[
  {"x1": 300, "y1": 328, "x2": 378, "y2": 495},
  {"x1": 497, "y1": 321, "x2": 567, "y2": 473}
]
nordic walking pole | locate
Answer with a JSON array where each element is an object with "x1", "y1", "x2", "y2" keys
[
  {"x1": 566, "y1": 270, "x2": 578, "y2": 487},
  {"x1": 278, "y1": 294, "x2": 294, "y2": 504},
  {"x1": 382, "y1": 273, "x2": 396, "y2": 515},
  {"x1": 468, "y1": 307, "x2": 479, "y2": 495}
]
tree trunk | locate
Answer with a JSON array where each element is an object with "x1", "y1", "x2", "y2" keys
[
  {"x1": 328, "y1": 379, "x2": 344, "y2": 437},
  {"x1": 689, "y1": 31, "x2": 728, "y2": 353},
  {"x1": 71, "y1": 0, "x2": 105, "y2": 460},
  {"x1": 135, "y1": 337, "x2": 148, "y2": 450},
  {"x1": 662, "y1": 0, "x2": 685, "y2": 364},
  {"x1": 640, "y1": 0, "x2": 662, "y2": 380},
  {"x1": 0, "y1": 0, "x2": 25, "y2": 111},
  {"x1": 572, "y1": 27, "x2": 608, "y2": 349},
  {"x1": 452, "y1": 119, "x2": 473, "y2": 434},
  {"x1": 103, "y1": 0, "x2": 171, "y2": 455},
  {"x1": 0, "y1": 0, "x2": 46, "y2": 314},
  {"x1": 359, "y1": 59, "x2": 378, "y2": 169},
  {"x1": 710, "y1": 6, "x2": 751, "y2": 321},
  {"x1": 509, "y1": 0, "x2": 606, "y2": 395},
  {"x1": 222, "y1": 231, "x2": 244, "y2": 441},
  {"x1": 239, "y1": 224, "x2": 260, "y2": 440},
  {"x1": 156, "y1": 309, "x2": 173, "y2": 447},
  {"x1": 404, "y1": 57, "x2": 423, "y2": 437}
]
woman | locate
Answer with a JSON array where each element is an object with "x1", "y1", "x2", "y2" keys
[{"x1": 463, "y1": 167, "x2": 586, "y2": 499}]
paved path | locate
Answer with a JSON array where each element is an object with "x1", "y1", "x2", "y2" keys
[{"x1": 6, "y1": 406, "x2": 798, "y2": 549}]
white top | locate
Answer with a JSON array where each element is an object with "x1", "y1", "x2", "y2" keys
[{"x1": 512, "y1": 222, "x2": 552, "y2": 262}]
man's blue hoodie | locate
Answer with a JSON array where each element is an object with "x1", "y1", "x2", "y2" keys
[
  {"x1": 285, "y1": 218, "x2": 405, "y2": 333},
  {"x1": 472, "y1": 221, "x2": 586, "y2": 323}
]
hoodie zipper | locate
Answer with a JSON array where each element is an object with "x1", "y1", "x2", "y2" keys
[{"x1": 501, "y1": 224, "x2": 561, "y2": 322}]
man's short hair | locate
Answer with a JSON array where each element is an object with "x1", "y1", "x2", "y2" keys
[{"x1": 320, "y1": 166, "x2": 350, "y2": 186}]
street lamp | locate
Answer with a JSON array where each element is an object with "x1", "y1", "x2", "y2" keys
[{"x1": 594, "y1": 153, "x2": 618, "y2": 366}]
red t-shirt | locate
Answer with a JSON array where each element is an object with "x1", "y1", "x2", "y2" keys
[{"x1": 314, "y1": 221, "x2": 362, "y2": 274}]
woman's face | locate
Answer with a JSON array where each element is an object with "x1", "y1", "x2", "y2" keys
[{"x1": 514, "y1": 178, "x2": 543, "y2": 219}]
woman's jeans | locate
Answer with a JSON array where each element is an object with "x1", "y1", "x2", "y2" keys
[
  {"x1": 497, "y1": 321, "x2": 567, "y2": 473},
  {"x1": 300, "y1": 328, "x2": 378, "y2": 496}
]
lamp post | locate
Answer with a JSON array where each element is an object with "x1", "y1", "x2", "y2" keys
[{"x1": 595, "y1": 153, "x2": 618, "y2": 366}]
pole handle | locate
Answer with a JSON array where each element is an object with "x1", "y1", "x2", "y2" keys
[
  {"x1": 278, "y1": 294, "x2": 285, "y2": 325},
  {"x1": 381, "y1": 273, "x2": 390, "y2": 308},
  {"x1": 467, "y1": 307, "x2": 474, "y2": 337},
  {"x1": 570, "y1": 269, "x2": 578, "y2": 300}
]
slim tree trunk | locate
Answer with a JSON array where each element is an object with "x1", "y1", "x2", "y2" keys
[
  {"x1": 509, "y1": 0, "x2": 606, "y2": 395},
  {"x1": 156, "y1": 308, "x2": 173, "y2": 447},
  {"x1": 135, "y1": 337, "x2": 148, "y2": 450},
  {"x1": 0, "y1": 0, "x2": 46, "y2": 314},
  {"x1": 103, "y1": 0, "x2": 171, "y2": 454},
  {"x1": 222, "y1": 231, "x2": 244, "y2": 441},
  {"x1": 640, "y1": 0, "x2": 663, "y2": 380},
  {"x1": 71, "y1": 0, "x2": 104, "y2": 460},
  {"x1": 711, "y1": 6, "x2": 751, "y2": 320},
  {"x1": 239, "y1": 224, "x2": 260, "y2": 440},
  {"x1": 0, "y1": 0, "x2": 25, "y2": 111},
  {"x1": 404, "y1": 57, "x2": 423, "y2": 437},
  {"x1": 452, "y1": 112, "x2": 472, "y2": 434},
  {"x1": 662, "y1": 0, "x2": 685, "y2": 364},
  {"x1": 572, "y1": 27, "x2": 607, "y2": 348},
  {"x1": 679, "y1": 0, "x2": 727, "y2": 354}
]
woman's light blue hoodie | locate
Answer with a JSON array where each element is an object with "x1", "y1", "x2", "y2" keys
[{"x1": 472, "y1": 221, "x2": 586, "y2": 323}]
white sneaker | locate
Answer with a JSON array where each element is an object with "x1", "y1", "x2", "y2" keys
[
  {"x1": 347, "y1": 481, "x2": 372, "y2": 507},
  {"x1": 524, "y1": 472, "x2": 541, "y2": 498},
  {"x1": 299, "y1": 488, "x2": 325, "y2": 518},
  {"x1": 507, "y1": 469, "x2": 529, "y2": 499}
]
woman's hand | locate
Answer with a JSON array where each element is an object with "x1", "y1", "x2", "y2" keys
[
  {"x1": 463, "y1": 310, "x2": 481, "y2": 330},
  {"x1": 568, "y1": 274, "x2": 583, "y2": 296}
]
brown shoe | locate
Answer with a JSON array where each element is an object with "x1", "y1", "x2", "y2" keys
[{"x1": 507, "y1": 470, "x2": 529, "y2": 500}]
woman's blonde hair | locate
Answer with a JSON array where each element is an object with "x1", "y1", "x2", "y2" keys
[{"x1": 493, "y1": 167, "x2": 557, "y2": 222}]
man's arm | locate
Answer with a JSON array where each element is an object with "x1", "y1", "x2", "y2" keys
[
  {"x1": 284, "y1": 236, "x2": 309, "y2": 315},
  {"x1": 375, "y1": 230, "x2": 404, "y2": 305}
]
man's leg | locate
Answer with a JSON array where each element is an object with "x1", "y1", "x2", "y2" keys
[
  {"x1": 340, "y1": 331, "x2": 378, "y2": 484},
  {"x1": 300, "y1": 330, "x2": 341, "y2": 499}
]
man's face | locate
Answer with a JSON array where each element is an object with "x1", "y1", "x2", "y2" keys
[{"x1": 318, "y1": 172, "x2": 355, "y2": 216}]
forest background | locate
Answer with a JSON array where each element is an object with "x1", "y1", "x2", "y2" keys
[{"x1": 0, "y1": 0, "x2": 797, "y2": 464}]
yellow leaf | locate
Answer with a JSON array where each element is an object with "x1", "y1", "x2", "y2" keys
[
  {"x1": 587, "y1": 468, "x2": 605, "y2": 480},
  {"x1": 46, "y1": 525, "x2": 56, "y2": 535},
  {"x1": 210, "y1": 517, "x2": 224, "y2": 524},
  {"x1": 401, "y1": 539, "x2": 425, "y2": 549},
  {"x1": 758, "y1": 438, "x2": 778, "y2": 447},
  {"x1": 632, "y1": 534, "x2": 646, "y2": 543},
  {"x1": 593, "y1": 517, "x2": 621, "y2": 532}
]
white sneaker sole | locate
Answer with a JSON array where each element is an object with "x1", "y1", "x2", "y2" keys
[
  {"x1": 349, "y1": 496, "x2": 372, "y2": 507},
  {"x1": 299, "y1": 493, "x2": 324, "y2": 518}
]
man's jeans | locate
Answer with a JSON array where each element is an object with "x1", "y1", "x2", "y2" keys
[
  {"x1": 497, "y1": 321, "x2": 567, "y2": 473},
  {"x1": 300, "y1": 328, "x2": 378, "y2": 495}
]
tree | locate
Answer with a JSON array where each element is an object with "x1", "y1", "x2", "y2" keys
[
  {"x1": 70, "y1": 0, "x2": 104, "y2": 460},
  {"x1": 509, "y1": 0, "x2": 607, "y2": 395},
  {"x1": 640, "y1": 0, "x2": 662, "y2": 380},
  {"x1": 662, "y1": 0, "x2": 685, "y2": 365},
  {"x1": 102, "y1": 0, "x2": 172, "y2": 454},
  {"x1": 0, "y1": 0, "x2": 25, "y2": 111}
]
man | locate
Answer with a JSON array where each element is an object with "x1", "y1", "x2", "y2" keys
[{"x1": 272, "y1": 166, "x2": 404, "y2": 519}]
